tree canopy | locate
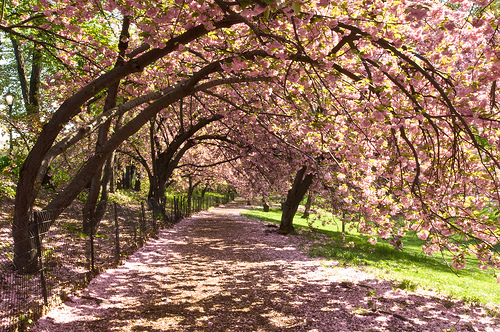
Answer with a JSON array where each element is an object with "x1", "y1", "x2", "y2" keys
[{"x1": 1, "y1": 0, "x2": 500, "y2": 276}]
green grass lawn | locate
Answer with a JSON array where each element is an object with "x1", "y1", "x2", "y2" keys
[{"x1": 241, "y1": 208, "x2": 500, "y2": 308}]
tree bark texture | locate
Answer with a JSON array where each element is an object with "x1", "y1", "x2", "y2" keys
[
  {"x1": 302, "y1": 194, "x2": 313, "y2": 218},
  {"x1": 10, "y1": 37, "x2": 30, "y2": 107},
  {"x1": 28, "y1": 46, "x2": 42, "y2": 114},
  {"x1": 279, "y1": 166, "x2": 314, "y2": 234}
]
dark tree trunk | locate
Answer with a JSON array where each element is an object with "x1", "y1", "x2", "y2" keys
[
  {"x1": 187, "y1": 176, "x2": 201, "y2": 214},
  {"x1": 10, "y1": 39, "x2": 40, "y2": 272},
  {"x1": 148, "y1": 114, "x2": 223, "y2": 218},
  {"x1": 109, "y1": 154, "x2": 117, "y2": 193},
  {"x1": 148, "y1": 119, "x2": 160, "y2": 202},
  {"x1": 28, "y1": 46, "x2": 42, "y2": 114},
  {"x1": 134, "y1": 172, "x2": 141, "y2": 191},
  {"x1": 11, "y1": 39, "x2": 42, "y2": 114},
  {"x1": 10, "y1": 37, "x2": 30, "y2": 107},
  {"x1": 82, "y1": 117, "x2": 116, "y2": 235},
  {"x1": 302, "y1": 194, "x2": 313, "y2": 218},
  {"x1": 82, "y1": 119, "x2": 110, "y2": 235},
  {"x1": 201, "y1": 184, "x2": 209, "y2": 198},
  {"x1": 123, "y1": 165, "x2": 135, "y2": 189},
  {"x1": 279, "y1": 166, "x2": 314, "y2": 234},
  {"x1": 187, "y1": 177, "x2": 194, "y2": 214},
  {"x1": 11, "y1": 227, "x2": 38, "y2": 273},
  {"x1": 82, "y1": 169, "x2": 103, "y2": 234},
  {"x1": 263, "y1": 202, "x2": 270, "y2": 212}
]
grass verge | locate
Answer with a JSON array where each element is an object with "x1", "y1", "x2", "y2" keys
[{"x1": 241, "y1": 208, "x2": 500, "y2": 308}]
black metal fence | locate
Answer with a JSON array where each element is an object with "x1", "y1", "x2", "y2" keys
[{"x1": 0, "y1": 193, "x2": 233, "y2": 331}]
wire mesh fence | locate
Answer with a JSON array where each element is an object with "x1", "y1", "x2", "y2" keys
[{"x1": 0, "y1": 193, "x2": 234, "y2": 331}]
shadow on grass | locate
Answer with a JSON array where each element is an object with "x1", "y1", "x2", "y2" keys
[
  {"x1": 306, "y1": 230, "x2": 455, "y2": 272},
  {"x1": 241, "y1": 209, "x2": 451, "y2": 273}
]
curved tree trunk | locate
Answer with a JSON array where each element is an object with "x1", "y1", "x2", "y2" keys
[
  {"x1": 148, "y1": 113, "x2": 224, "y2": 218},
  {"x1": 279, "y1": 166, "x2": 314, "y2": 234},
  {"x1": 83, "y1": 17, "x2": 130, "y2": 235},
  {"x1": 148, "y1": 118, "x2": 160, "y2": 202}
]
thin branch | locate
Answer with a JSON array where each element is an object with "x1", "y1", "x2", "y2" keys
[{"x1": 178, "y1": 156, "x2": 241, "y2": 169}]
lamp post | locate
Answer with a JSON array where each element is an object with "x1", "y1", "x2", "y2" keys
[{"x1": 4, "y1": 91, "x2": 14, "y2": 153}]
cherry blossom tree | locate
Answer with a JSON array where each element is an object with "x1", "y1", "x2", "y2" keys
[{"x1": 0, "y1": 0, "x2": 498, "y2": 278}]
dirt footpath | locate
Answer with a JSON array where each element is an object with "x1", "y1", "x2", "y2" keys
[{"x1": 31, "y1": 200, "x2": 499, "y2": 331}]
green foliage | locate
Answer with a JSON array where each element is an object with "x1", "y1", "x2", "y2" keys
[
  {"x1": 462, "y1": 295, "x2": 482, "y2": 306},
  {"x1": 77, "y1": 190, "x2": 88, "y2": 203},
  {"x1": 51, "y1": 166, "x2": 72, "y2": 189},
  {"x1": 0, "y1": 181, "x2": 15, "y2": 198},
  {"x1": 0, "y1": 154, "x2": 21, "y2": 177},
  {"x1": 393, "y1": 279, "x2": 418, "y2": 292},
  {"x1": 241, "y1": 208, "x2": 500, "y2": 306},
  {"x1": 109, "y1": 189, "x2": 143, "y2": 205},
  {"x1": 203, "y1": 192, "x2": 227, "y2": 198},
  {"x1": 17, "y1": 314, "x2": 33, "y2": 324},
  {"x1": 60, "y1": 222, "x2": 86, "y2": 239},
  {"x1": 42, "y1": 249, "x2": 55, "y2": 261},
  {"x1": 0, "y1": 159, "x2": 16, "y2": 198}
]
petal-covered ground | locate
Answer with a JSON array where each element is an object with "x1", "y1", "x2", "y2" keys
[{"x1": 31, "y1": 200, "x2": 499, "y2": 331}]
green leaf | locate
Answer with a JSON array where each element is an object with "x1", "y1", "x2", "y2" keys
[
  {"x1": 239, "y1": 0, "x2": 252, "y2": 10},
  {"x1": 263, "y1": 7, "x2": 270, "y2": 20},
  {"x1": 292, "y1": 1, "x2": 301, "y2": 14}
]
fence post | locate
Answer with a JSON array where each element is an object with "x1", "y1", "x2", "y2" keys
[
  {"x1": 178, "y1": 196, "x2": 182, "y2": 220},
  {"x1": 114, "y1": 203, "x2": 120, "y2": 265},
  {"x1": 177, "y1": 196, "x2": 181, "y2": 220},
  {"x1": 182, "y1": 197, "x2": 186, "y2": 217},
  {"x1": 152, "y1": 206, "x2": 156, "y2": 234},
  {"x1": 177, "y1": 197, "x2": 181, "y2": 220},
  {"x1": 133, "y1": 217, "x2": 137, "y2": 244},
  {"x1": 179, "y1": 196, "x2": 184, "y2": 220},
  {"x1": 140, "y1": 202, "x2": 146, "y2": 245},
  {"x1": 90, "y1": 223, "x2": 96, "y2": 273},
  {"x1": 33, "y1": 212, "x2": 48, "y2": 306},
  {"x1": 173, "y1": 197, "x2": 177, "y2": 222},
  {"x1": 169, "y1": 196, "x2": 173, "y2": 222}
]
